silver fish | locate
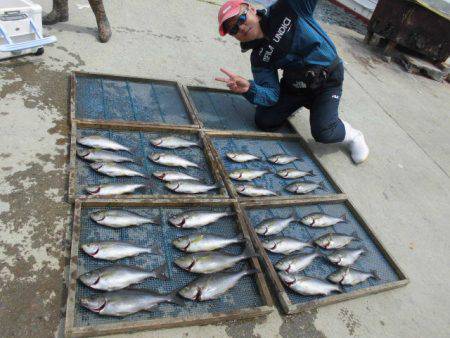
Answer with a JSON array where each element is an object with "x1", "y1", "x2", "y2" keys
[
  {"x1": 275, "y1": 252, "x2": 322, "y2": 273},
  {"x1": 149, "y1": 153, "x2": 198, "y2": 168},
  {"x1": 278, "y1": 272, "x2": 343, "y2": 296},
  {"x1": 153, "y1": 171, "x2": 199, "y2": 182},
  {"x1": 226, "y1": 152, "x2": 260, "y2": 163},
  {"x1": 174, "y1": 246, "x2": 256, "y2": 274},
  {"x1": 169, "y1": 211, "x2": 233, "y2": 229},
  {"x1": 326, "y1": 248, "x2": 365, "y2": 267},
  {"x1": 78, "y1": 264, "x2": 167, "y2": 291},
  {"x1": 229, "y1": 169, "x2": 270, "y2": 181},
  {"x1": 314, "y1": 232, "x2": 359, "y2": 250},
  {"x1": 301, "y1": 213, "x2": 347, "y2": 228},
  {"x1": 267, "y1": 154, "x2": 301, "y2": 164},
  {"x1": 285, "y1": 181, "x2": 326, "y2": 194},
  {"x1": 85, "y1": 183, "x2": 145, "y2": 196},
  {"x1": 77, "y1": 148, "x2": 134, "y2": 163},
  {"x1": 90, "y1": 210, "x2": 159, "y2": 228},
  {"x1": 80, "y1": 289, "x2": 183, "y2": 317},
  {"x1": 90, "y1": 162, "x2": 146, "y2": 178},
  {"x1": 277, "y1": 168, "x2": 314, "y2": 179},
  {"x1": 165, "y1": 180, "x2": 219, "y2": 194},
  {"x1": 328, "y1": 267, "x2": 378, "y2": 286},
  {"x1": 262, "y1": 236, "x2": 312, "y2": 255},
  {"x1": 81, "y1": 241, "x2": 161, "y2": 261},
  {"x1": 77, "y1": 135, "x2": 131, "y2": 152},
  {"x1": 173, "y1": 233, "x2": 246, "y2": 252},
  {"x1": 179, "y1": 268, "x2": 258, "y2": 301},
  {"x1": 150, "y1": 136, "x2": 200, "y2": 149},
  {"x1": 255, "y1": 214, "x2": 297, "y2": 236},
  {"x1": 236, "y1": 184, "x2": 277, "y2": 197}
]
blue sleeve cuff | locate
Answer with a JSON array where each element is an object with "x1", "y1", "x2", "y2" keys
[{"x1": 242, "y1": 80, "x2": 256, "y2": 103}]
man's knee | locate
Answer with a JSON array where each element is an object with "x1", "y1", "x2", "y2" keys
[
  {"x1": 255, "y1": 106, "x2": 285, "y2": 132},
  {"x1": 311, "y1": 121, "x2": 343, "y2": 144}
]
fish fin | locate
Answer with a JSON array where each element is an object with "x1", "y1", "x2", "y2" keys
[
  {"x1": 148, "y1": 243, "x2": 162, "y2": 255},
  {"x1": 308, "y1": 170, "x2": 315, "y2": 176},
  {"x1": 266, "y1": 168, "x2": 275, "y2": 174},
  {"x1": 134, "y1": 158, "x2": 143, "y2": 165},
  {"x1": 359, "y1": 246, "x2": 367, "y2": 254},
  {"x1": 150, "y1": 217, "x2": 162, "y2": 226},
  {"x1": 225, "y1": 212, "x2": 236, "y2": 217},
  {"x1": 242, "y1": 243, "x2": 259, "y2": 259},
  {"x1": 370, "y1": 270, "x2": 380, "y2": 280},
  {"x1": 298, "y1": 157, "x2": 305, "y2": 162},
  {"x1": 152, "y1": 263, "x2": 169, "y2": 280},
  {"x1": 168, "y1": 289, "x2": 185, "y2": 306},
  {"x1": 194, "y1": 142, "x2": 203, "y2": 149},
  {"x1": 350, "y1": 231, "x2": 361, "y2": 241},
  {"x1": 318, "y1": 181, "x2": 327, "y2": 191},
  {"x1": 306, "y1": 241, "x2": 314, "y2": 248},
  {"x1": 340, "y1": 214, "x2": 348, "y2": 223}
]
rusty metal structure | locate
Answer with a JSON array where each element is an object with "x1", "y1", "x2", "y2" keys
[{"x1": 366, "y1": 0, "x2": 450, "y2": 63}]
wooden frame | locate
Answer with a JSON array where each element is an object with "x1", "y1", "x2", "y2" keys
[
  {"x1": 70, "y1": 72, "x2": 200, "y2": 128},
  {"x1": 201, "y1": 132, "x2": 346, "y2": 203},
  {"x1": 239, "y1": 198, "x2": 409, "y2": 314},
  {"x1": 65, "y1": 199, "x2": 274, "y2": 337},
  {"x1": 69, "y1": 121, "x2": 229, "y2": 202}
]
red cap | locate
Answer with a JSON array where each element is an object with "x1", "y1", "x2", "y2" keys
[{"x1": 218, "y1": 0, "x2": 247, "y2": 36}]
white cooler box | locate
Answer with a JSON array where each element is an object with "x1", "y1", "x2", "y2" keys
[{"x1": 0, "y1": 0, "x2": 57, "y2": 60}]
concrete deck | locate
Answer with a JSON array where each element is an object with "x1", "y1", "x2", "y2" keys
[{"x1": 0, "y1": 1, "x2": 449, "y2": 337}]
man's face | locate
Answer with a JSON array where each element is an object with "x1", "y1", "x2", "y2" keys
[{"x1": 225, "y1": 4, "x2": 263, "y2": 42}]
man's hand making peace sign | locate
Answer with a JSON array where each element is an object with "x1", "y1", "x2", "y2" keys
[{"x1": 215, "y1": 68, "x2": 250, "y2": 94}]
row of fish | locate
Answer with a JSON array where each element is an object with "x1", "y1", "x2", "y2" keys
[
  {"x1": 225, "y1": 151, "x2": 326, "y2": 196},
  {"x1": 79, "y1": 209, "x2": 259, "y2": 316},
  {"x1": 77, "y1": 134, "x2": 221, "y2": 195},
  {"x1": 171, "y1": 210, "x2": 258, "y2": 302},
  {"x1": 253, "y1": 212, "x2": 378, "y2": 296}
]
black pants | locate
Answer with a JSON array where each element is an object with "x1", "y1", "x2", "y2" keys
[{"x1": 255, "y1": 62, "x2": 346, "y2": 143}]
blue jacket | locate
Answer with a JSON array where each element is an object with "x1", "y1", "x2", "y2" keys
[{"x1": 243, "y1": 0, "x2": 339, "y2": 106}]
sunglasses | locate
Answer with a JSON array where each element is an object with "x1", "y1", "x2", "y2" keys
[{"x1": 228, "y1": 9, "x2": 249, "y2": 36}]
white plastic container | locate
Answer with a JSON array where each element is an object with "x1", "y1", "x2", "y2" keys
[{"x1": 0, "y1": 0, "x2": 56, "y2": 60}]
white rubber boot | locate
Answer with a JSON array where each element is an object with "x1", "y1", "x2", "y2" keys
[{"x1": 342, "y1": 120, "x2": 369, "y2": 164}]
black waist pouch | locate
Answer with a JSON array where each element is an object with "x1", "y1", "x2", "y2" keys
[{"x1": 282, "y1": 58, "x2": 341, "y2": 93}]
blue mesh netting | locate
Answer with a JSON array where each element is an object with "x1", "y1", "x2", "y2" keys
[
  {"x1": 211, "y1": 137, "x2": 337, "y2": 197},
  {"x1": 75, "y1": 76, "x2": 193, "y2": 125},
  {"x1": 188, "y1": 89, "x2": 295, "y2": 133},
  {"x1": 246, "y1": 204, "x2": 400, "y2": 305},
  {"x1": 75, "y1": 205, "x2": 263, "y2": 327},
  {"x1": 76, "y1": 128, "x2": 222, "y2": 197}
]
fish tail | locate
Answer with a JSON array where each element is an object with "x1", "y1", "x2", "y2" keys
[
  {"x1": 308, "y1": 170, "x2": 315, "y2": 176},
  {"x1": 234, "y1": 233, "x2": 247, "y2": 243},
  {"x1": 241, "y1": 243, "x2": 259, "y2": 259},
  {"x1": 370, "y1": 270, "x2": 380, "y2": 280},
  {"x1": 335, "y1": 285, "x2": 344, "y2": 293},
  {"x1": 340, "y1": 214, "x2": 348, "y2": 223},
  {"x1": 242, "y1": 268, "x2": 260, "y2": 276},
  {"x1": 147, "y1": 243, "x2": 162, "y2": 255},
  {"x1": 298, "y1": 157, "x2": 305, "y2": 162},
  {"x1": 350, "y1": 231, "x2": 361, "y2": 241},
  {"x1": 167, "y1": 289, "x2": 185, "y2": 306},
  {"x1": 318, "y1": 181, "x2": 327, "y2": 191},
  {"x1": 152, "y1": 263, "x2": 169, "y2": 280},
  {"x1": 194, "y1": 142, "x2": 203, "y2": 149},
  {"x1": 288, "y1": 209, "x2": 297, "y2": 220},
  {"x1": 134, "y1": 158, "x2": 143, "y2": 165},
  {"x1": 314, "y1": 247, "x2": 325, "y2": 257}
]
